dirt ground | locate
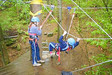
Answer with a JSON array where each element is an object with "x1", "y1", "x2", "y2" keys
[
  {"x1": 36, "y1": 15, "x2": 103, "y2": 75},
  {"x1": 0, "y1": 8, "x2": 105, "y2": 75}
]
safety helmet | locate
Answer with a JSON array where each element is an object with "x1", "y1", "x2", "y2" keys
[
  {"x1": 67, "y1": 38, "x2": 75, "y2": 47},
  {"x1": 31, "y1": 17, "x2": 40, "y2": 22}
]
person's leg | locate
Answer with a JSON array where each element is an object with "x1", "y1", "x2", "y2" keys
[
  {"x1": 30, "y1": 41, "x2": 36, "y2": 64},
  {"x1": 36, "y1": 43, "x2": 45, "y2": 63},
  {"x1": 49, "y1": 42, "x2": 56, "y2": 51},
  {"x1": 35, "y1": 43, "x2": 41, "y2": 61},
  {"x1": 49, "y1": 42, "x2": 56, "y2": 57},
  {"x1": 31, "y1": 41, "x2": 41, "y2": 66}
]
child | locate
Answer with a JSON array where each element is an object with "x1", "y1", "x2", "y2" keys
[
  {"x1": 28, "y1": 17, "x2": 44, "y2": 66},
  {"x1": 49, "y1": 31, "x2": 80, "y2": 57}
]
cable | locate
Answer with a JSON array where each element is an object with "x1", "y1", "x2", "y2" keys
[
  {"x1": 43, "y1": 5, "x2": 65, "y2": 31},
  {"x1": 71, "y1": 60, "x2": 112, "y2": 73},
  {"x1": 43, "y1": 5, "x2": 112, "y2": 40},
  {"x1": 43, "y1": 4, "x2": 112, "y2": 10},
  {"x1": 66, "y1": 8, "x2": 76, "y2": 38},
  {"x1": 71, "y1": 0, "x2": 112, "y2": 39},
  {"x1": 0, "y1": 0, "x2": 7, "y2": 6}
]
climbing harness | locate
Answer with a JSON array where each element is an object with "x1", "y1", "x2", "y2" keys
[
  {"x1": 58, "y1": 47, "x2": 61, "y2": 63},
  {"x1": 40, "y1": 5, "x2": 54, "y2": 29},
  {"x1": 54, "y1": 42, "x2": 72, "y2": 63}
]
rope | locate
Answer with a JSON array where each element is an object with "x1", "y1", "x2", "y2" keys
[
  {"x1": 71, "y1": 0, "x2": 112, "y2": 39},
  {"x1": 43, "y1": 4, "x2": 112, "y2": 9},
  {"x1": 0, "y1": 0, "x2": 7, "y2": 6},
  {"x1": 43, "y1": 5, "x2": 112, "y2": 40},
  {"x1": 43, "y1": 5, "x2": 65, "y2": 31},
  {"x1": 66, "y1": 8, "x2": 76, "y2": 39},
  {"x1": 41, "y1": 5, "x2": 54, "y2": 29},
  {"x1": 71, "y1": 60, "x2": 112, "y2": 73},
  {"x1": 43, "y1": 5, "x2": 79, "y2": 39},
  {"x1": 65, "y1": 7, "x2": 71, "y2": 40}
]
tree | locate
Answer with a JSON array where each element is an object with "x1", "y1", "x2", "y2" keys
[
  {"x1": 30, "y1": 0, "x2": 42, "y2": 57},
  {"x1": 0, "y1": 24, "x2": 10, "y2": 66},
  {"x1": 57, "y1": 0, "x2": 62, "y2": 41}
]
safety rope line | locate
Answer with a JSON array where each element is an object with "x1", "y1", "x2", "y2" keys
[
  {"x1": 66, "y1": 8, "x2": 76, "y2": 39},
  {"x1": 41, "y1": 5, "x2": 54, "y2": 29},
  {"x1": 43, "y1": 5, "x2": 112, "y2": 40},
  {"x1": 0, "y1": 0, "x2": 7, "y2": 6},
  {"x1": 43, "y1": 5, "x2": 79, "y2": 39},
  {"x1": 43, "y1": 4, "x2": 112, "y2": 9},
  {"x1": 65, "y1": 7, "x2": 72, "y2": 40},
  {"x1": 71, "y1": 0, "x2": 112, "y2": 39},
  {"x1": 71, "y1": 60, "x2": 112, "y2": 73},
  {"x1": 43, "y1": 5, "x2": 65, "y2": 31}
]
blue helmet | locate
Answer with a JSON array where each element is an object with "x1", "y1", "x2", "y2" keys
[
  {"x1": 67, "y1": 38, "x2": 75, "y2": 48},
  {"x1": 31, "y1": 17, "x2": 40, "y2": 22}
]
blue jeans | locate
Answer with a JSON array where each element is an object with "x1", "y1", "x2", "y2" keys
[{"x1": 29, "y1": 40, "x2": 41, "y2": 64}]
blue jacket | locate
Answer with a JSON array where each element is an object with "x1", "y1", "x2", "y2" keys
[
  {"x1": 28, "y1": 26, "x2": 42, "y2": 36},
  {"x1": 58, "y1": 36, "x2": 79, "y2": 51},
  {"x1": 28, "y1": 25, "x2": 42, "y2": 40}
]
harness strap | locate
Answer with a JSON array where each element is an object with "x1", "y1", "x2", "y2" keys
[
  {"x1": 55, "y1": 44, "x2": 59, "y2": 51},
  {"x1": 58, "y1": 47, "x2": 61, "y2": 62},
  {"x1": 66, "y1": 47, "x2": 71, "y2": 51},
  {"x1": 29, "y1": 33, "x2": 37, "y2": 36},
  {"x1": 29, "y1": 38, "x2": 37, "y2": 43}
]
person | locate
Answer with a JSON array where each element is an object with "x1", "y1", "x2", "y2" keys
[
  {"x1": 28, "y1": 17, "x2": 44, "y2": 66},
  {"x1": 49, "y1": 31, "x2": 80, "y2": 57}
]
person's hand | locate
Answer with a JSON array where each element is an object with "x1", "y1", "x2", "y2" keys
[
  {"x1": 39, "y1": 25, "x2": 42, "y2": 30},
  {"x1": 77, "y1": 38, "x2": 80, "y2": 42},
  {"x1": 63, "y1": 31, "x2": 67, "y2": 36}
]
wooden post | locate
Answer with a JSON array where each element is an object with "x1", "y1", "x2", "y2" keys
[
  {"x1": 57, "y1": 0, "x2": 62, "y2": 41},
  {"x1": 30, "y1": 0, "x2": 42, "y2": 57},
  {"x1": 0, "y1": 25, "x2": 10, "y2": 66}
]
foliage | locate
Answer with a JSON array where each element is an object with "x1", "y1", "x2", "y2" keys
[
  {"x1": 85, "y1": 54, "x2": 112, "y2": 75},
  {"x1": 17, "y1": 44, "x2": 21, "y2": 51},
  {"x1": 0, "y1": 0, "x2": 30, "y2": 32},
  {"x1": 63, "y1": 0, "x2": 73, "y2": 5}
]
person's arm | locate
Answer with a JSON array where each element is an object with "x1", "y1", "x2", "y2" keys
[
  {"x1": 36, "y1": 27, "x2": 42, "y2": 36},
  {"x1": 74, "y1": 38, "x2": 80, "y2": 47},
  {"x1": 59, "y1": 31, "x2": 67, "y2": 43}
]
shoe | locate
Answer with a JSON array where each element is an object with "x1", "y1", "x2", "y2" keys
[
  {"x1": 56, "y1": 52, "x2": 59, "y2": 56},
  {"x1": 50, "y1": 54, "x2": 53, "y2": 58},
  {"x1": 50, "y1": 51, "x2": 53, "y2": 58},
  {"x1": 37, "y1": 60, "x2": 45, "y2": 63},
  {"x1": 33, "y1": 63, "x2": 41, "y2": 66}
]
